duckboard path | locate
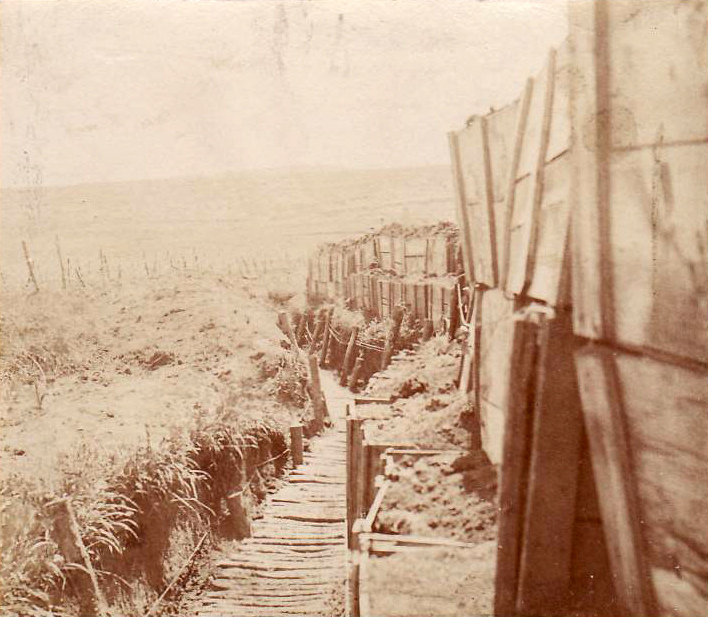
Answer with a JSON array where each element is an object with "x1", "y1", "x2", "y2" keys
[{"x1": 191, "y1": 371, "x2": 351, "y2": 617}]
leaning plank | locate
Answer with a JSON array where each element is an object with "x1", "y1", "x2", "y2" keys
[
  {"x1": 493, "y1": 317, "x2": 539, "y2": 617},
  {"x1": 516, "y1": 312, "x2": 583, "y2": 614},
  {"x1": 574, "y1": 344, "x2": 657, "y2": 617}
]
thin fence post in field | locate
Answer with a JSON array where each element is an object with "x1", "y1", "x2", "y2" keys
[
  {"x1": 75, "y1": 266, "x2": 86, "y2": 288},
  {"x1": 66, "y1": 258, "x2": 72, "y2": 285},
  {"x1": 55, "y1": 236, "x2": 66, "y2": 289},
  {"x1": 22, "y1": 241, "x2": 40, "y2": 293}
]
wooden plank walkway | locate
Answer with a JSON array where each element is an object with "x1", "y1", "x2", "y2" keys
[{"x1": 191, "y1": 372, "x2": 351, "y2": 617}]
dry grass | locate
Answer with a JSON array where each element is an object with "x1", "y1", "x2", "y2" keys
[{"x1": 0, "y1": 265, "x2": 307, "y2": 616}]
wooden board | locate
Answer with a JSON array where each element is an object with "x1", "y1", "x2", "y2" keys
[
  {"x1": 574, "y1": 344, "x2": 659, "y2": 617},
  {"x1": 506, "y1": 50, "x2": 556, "y2": 297},
  {"x1": 516, "y1": 313, "x2": 583, "y2": 614},
  {"x1": 449, "y1": 132, "x2": 476, "y2": 285},
  {"x1": 476, "y1": 289, "x2": 516, "y2": 464},
  {"x1": 613, "y1": 351, "x2": 708, "y2": 617},
  {"x1": 569, "y1": 0, "x2": 708, "y2": 363},
  {"x1": 486, "y1": 101, "x2": 519, "y2": 285},
  {"x1": 606, "y1": 0, "x2": 708, "y2": 147},
  {"x1": 525, "y1": 152, "x2": 572, "y2": 307},
  {"x1": 456, "y1": 119, "x2": 498, "y2": 287}
]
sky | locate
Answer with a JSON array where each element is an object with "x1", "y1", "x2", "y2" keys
[{"x1": 1, "y1": 0, "x2": 568, "y2": 187}]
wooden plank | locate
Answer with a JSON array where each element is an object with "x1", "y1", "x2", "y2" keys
[
  {"x1": 568, "y1": 2, "x2": 605, "y2": 339},
  {"x1": 493, "y1": 317, "x2": 539, "y2": 617},
  {"x1": 569, "y1": 0, "x2": 708, "y2": 362},
  {"x1": 486, "y1": 102, "x2": 519, "y2": 282},
  {"x1": 574, "y1": 344, "x2": 658, "y2": 617},
  {"x1": 517, "y1": 312, "x2": 583, "y2": 614},
  {"x1": 545, "y1": 38, "x2": 571, "y2": 163},
  {"x1": 606, "y1": 0, "x2": 708, "y2": 147},
  {"x1": 606, "y1": 144, "x2": 707, "y2": 362},
  {"x1": 612, "y1": 351, "x2": 708, "y2": 617},
  {"x1": 525, "y1": 152, "x2": 572, "y2": 307},
  {"x1": 506, "y1": 48, "x2": 556, "y2": 297},
  {"x1": 500, "y1": 78, "x2": 534, "y2": 291},
  {"x1": 478, "y1": 289, "x2": 517, "y2": 463},
  {"x1": 456, "y1": 118, "x2": 498, "y2": 286},
  {"x1": 449, "y1": 132, "x2": 476, "y2": 285}
]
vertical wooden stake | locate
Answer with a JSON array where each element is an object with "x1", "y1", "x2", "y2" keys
[
  {"x1": 22, "y1": 241, "x2": 40, "y2": 293},
  {"x1": 290, "y1": 424, "x2": 304, "y2": 467},
  {"x1": 55, "y1": 236, "x2": 66, "y2": 289},
  {"x1": 422, "y1": 318, "x2": 434, "y2": 341},
  {"x1": 340, "y1": 327, "x2": 359, "y2": 386},
  {"x1": 48, "y1": 499, "x2": 109, "y2": 617},
  {"x1": 381, "y1": 306, "x2": 405, "y2": 370},
  {"x1": 348, "y1": 352, "x2": 365, "y2": 392},
  {"x1": 347, "y1": 416, "x2": 364, "y2": 549},
  {"x1": 319, "y1": 308, "x2": 333, "y2": 367},
  {"x1": 309, "y1": 308, "x2": 327, "y2": 354},
  {"x1": 307, "y1": 354, "x2": 327, "y2": 428},
  {"x1": 278, "y1": 311, "x2": 298, "y2": 348}
]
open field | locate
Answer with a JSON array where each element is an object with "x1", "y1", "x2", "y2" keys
[{"x1": 1, "y1": 167, "x2": 454, "y2": 291}]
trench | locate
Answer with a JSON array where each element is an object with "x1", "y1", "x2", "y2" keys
[{"x1": 189, "y1": 371, "x2": 350, "y2": 616}]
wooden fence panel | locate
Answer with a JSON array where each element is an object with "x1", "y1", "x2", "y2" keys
[
  {"x1": 404, "y1": 237, "x2": 426, "y2": 275},
  {"x1": 569, "y1": 0, "x2": 708, "y2": 362},
  {"x1": 391, "y1": 236, "x2": 404, "y2": 275}
]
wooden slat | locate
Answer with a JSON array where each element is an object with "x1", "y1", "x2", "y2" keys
[
  {"x1": 506, "y1": 48, "x2": 556, "y2": 297},
  {"x1": 612, "y1": 351, "x2": 708, "y2": 617},
  {"x1": 493, "y1": 317, "x2": 539, "y2": 617},
  {"x1": 500, "y1": 78, "x2": 534, "y2": 291},
  {"x1": 516, "y1": 312, "x2": 583, "y2": 614},
  {"x1": 456, "y1": 118, "x2": 498, "y2": 287},
  {"x1": 525, "y1": 152, "x2": 572, "y2": 306},
  {"x1": 574, "y1": 344, "x2": 658, "y2": 617},
  {"x1": 568, "y1": 2, "x2": 605, "y2": 339},
  {"x1": 449, "y1": 132, "x2": 476, "y2": 285}
]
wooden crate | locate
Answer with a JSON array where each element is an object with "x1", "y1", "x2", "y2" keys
[{"x1": 569, "y1": 0, "x2": 708, "y2": 363}]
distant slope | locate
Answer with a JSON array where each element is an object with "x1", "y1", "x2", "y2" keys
[{"x1": 1, "y1": 166, "x2": 455, "y2": 285}]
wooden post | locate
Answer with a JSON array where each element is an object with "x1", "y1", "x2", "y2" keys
[
  {"x1": 55, "y1": 236, "x2": 66, "y2": 289},
  {"x1": 422, "y1": 318, "x2": 434, "y2": 341},
  {"x1": 381, "y1": 306, "x2": 405, "y2": 370},
  {"x1": 295, "y1": 312, "x2": 307, "y2": 345},
  {"x1": 348, "y1": 352, "x2": 365, "y2": 392},
  {"x1": 307, "y1": 354, "x2": 327, "y2": 428},
  {"x1": 319, "y1": 307, "x2": 333, "y2": 368},
  {"x1": 340, "y1": 327, "x2": 359, "y2": 386},
  {"x1": 309, "y1": 308, "x2": 327, "y2": 354},
  {"x1": 47, "y1": 499, "x2": 109, "y2": 617},
  {"x1": 277, "y1": 311, "x2": 297, "y2": 348},
  {"x1": 349, "y1": 519, "x2": 363, "y2": 617},
  {"x1": 289, "y1": 424, "x2": 304, "y2": 467},
  {"x1": 347, "y1": 416, "x2": 364, "y2": 549},
  {"x1": 22, "y1": 241, "x2": 40, "y2": 293}
]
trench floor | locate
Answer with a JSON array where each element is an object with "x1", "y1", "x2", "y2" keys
[{"x1": 191, "y1": 371, "x2": 351, "y2": 616}]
